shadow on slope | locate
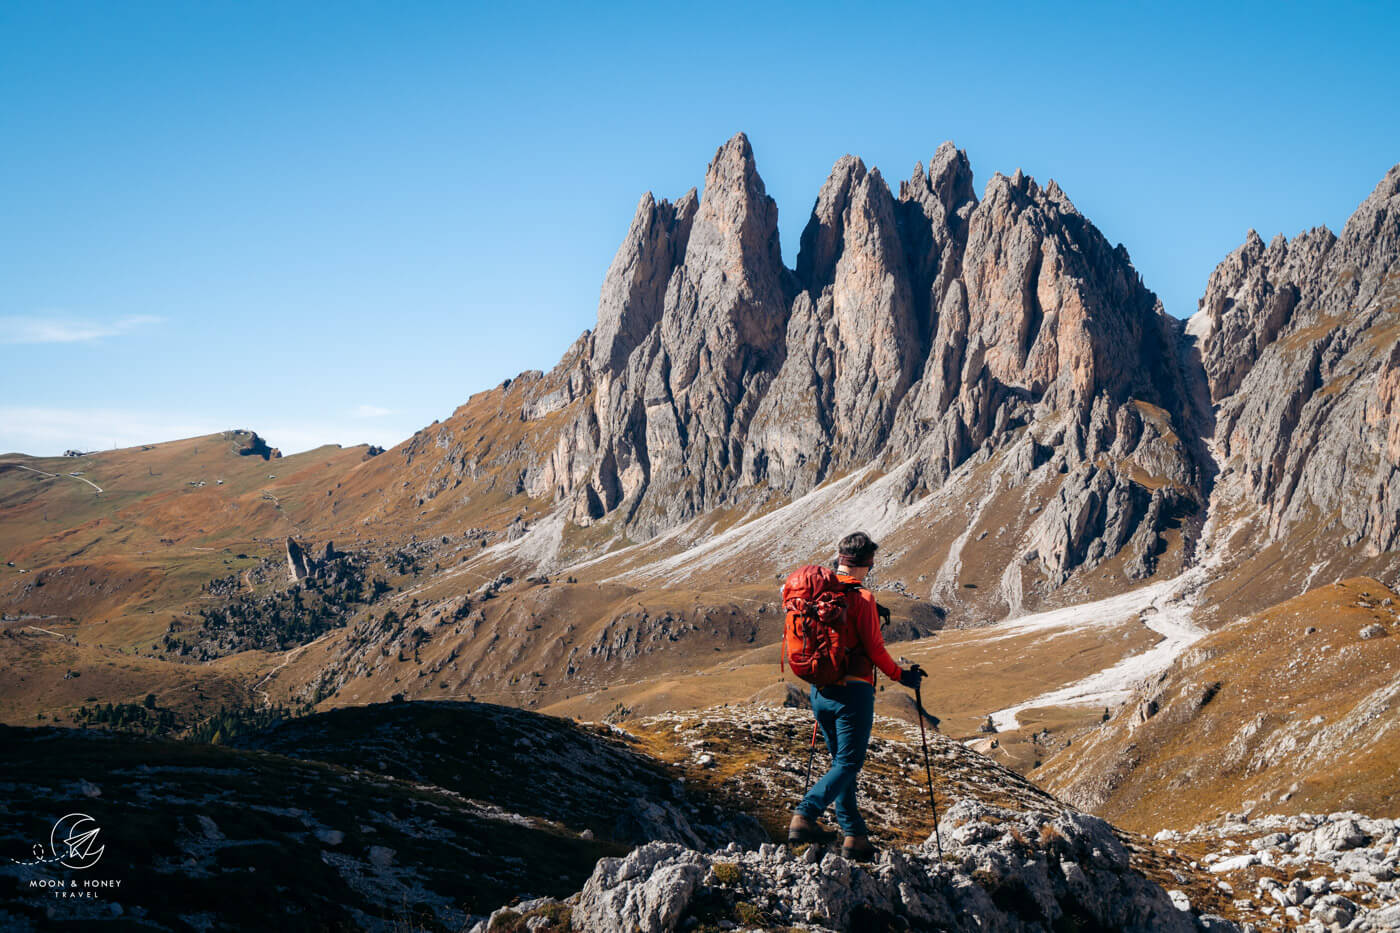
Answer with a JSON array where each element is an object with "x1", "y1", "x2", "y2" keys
[
  {"x1": 230, "y1": 699, "x2": 766, "y2": 849},
  {"x1": 0, "y1": 724, "x2": 614, "y2": 931}
]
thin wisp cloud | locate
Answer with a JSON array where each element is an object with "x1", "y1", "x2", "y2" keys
[{"x1": 0, "y1": 313, "x2": 163, "y2": 344}]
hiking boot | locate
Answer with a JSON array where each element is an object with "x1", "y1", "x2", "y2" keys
[
  {"x1": 841, "y1": 835, "x2": 878, "y2": 862},
  {"x1": 787, "y1": 814, "x2": 837, "y2": 845}
]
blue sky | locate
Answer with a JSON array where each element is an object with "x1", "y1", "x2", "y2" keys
[{"x1": 3, "y1": 1, "x2": 1397, "y2": 456}]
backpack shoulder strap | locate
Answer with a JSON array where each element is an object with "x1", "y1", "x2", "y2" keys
[{"x1": 840, "y1": 582, "x2": 869, "y2": 659}]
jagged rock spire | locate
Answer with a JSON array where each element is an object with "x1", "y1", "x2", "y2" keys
[{"x1": 591, "y1": 190, "x2": 696, "y2": 374}]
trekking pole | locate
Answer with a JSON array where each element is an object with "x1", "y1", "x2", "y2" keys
[
  {"x1": 801, "y1": 720, "x2": 819, "y2": 794},
  {"x1": 913, "y1": 679, "x2": 943, "y2": 858}
]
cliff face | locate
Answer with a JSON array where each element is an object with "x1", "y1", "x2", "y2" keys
[
  {"x1": 1197, "y1": 166, "x2": 1400, "y2": 558},
  {"x1": 519, "y1": 133, "x2": 1207, "y2": 595}
]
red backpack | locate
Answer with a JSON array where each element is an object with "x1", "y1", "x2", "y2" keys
[{"x1": 781, "y1": 565, "x2": 863, "y2": 686}]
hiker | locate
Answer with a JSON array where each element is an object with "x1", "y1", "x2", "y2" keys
[{"x1": 784, "y1": 531, "x2": 925, "y2": 862}]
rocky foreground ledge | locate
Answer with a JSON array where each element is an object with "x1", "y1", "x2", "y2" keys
[
  {"x1": 468, "y1": 704, "x2": 1400, "y2": 932},
  {"x1": 470, "y1": 798, "x2": 1236, "y2": 933},
  {"x1": 1157, "y1": 812, "x2": 1400, "y2": 932},
  {"x1": 470, "y1": 804, "x2": 1400, "y2": 932}
]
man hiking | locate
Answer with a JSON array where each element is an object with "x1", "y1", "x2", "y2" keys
[{"x1": 783, "y1": 531, "x2": 925, "y2": 862}]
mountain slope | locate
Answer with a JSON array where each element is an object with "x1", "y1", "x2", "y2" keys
[
  {"x1": 1038, "y1": 577, "x2": 1400, "y2": 832},
  {"x1": 0, "y1": 718, "x2": 616, "y2": 930},
  {"x1": 229, "y1": 700, "x2": 766, "y2": 849}
]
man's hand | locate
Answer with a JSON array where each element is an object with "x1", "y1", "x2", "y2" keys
[{"x1": 899, "y1": 664, "x2": 926, "y2": 689}]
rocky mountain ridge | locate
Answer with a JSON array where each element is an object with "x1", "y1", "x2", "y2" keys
[
  {"x1": 4, "y1": 139, "x2": 1395, "y2": 635},
  {"x1": 466, "y1": 704, "x2": 1244, "y2": 933},
  {"x1": 519, "y1": 135, "x2": 1209, "y2": 591},
  {"x1": 9, "y1": 135, "x2": 1383, "y2": 640}
]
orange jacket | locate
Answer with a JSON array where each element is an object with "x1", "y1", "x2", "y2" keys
[{"x1": 836, "y1": 573, "x2": 903, "y2": 686}]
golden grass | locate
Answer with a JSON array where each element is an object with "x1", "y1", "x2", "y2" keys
[{"x1": 1039, "y1": 577, "x2": 1400, "y2": 831}]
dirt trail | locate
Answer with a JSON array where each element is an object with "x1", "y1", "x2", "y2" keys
[
  {"x1": 987, "y1": 570, "x2": 1207, "y2": 731},
  {"x1": 0, "y1": 460, "x2": 104, "y2": 493},
  {"x1": 252, "y1": 628, "x2": 341, "y2": 705}
]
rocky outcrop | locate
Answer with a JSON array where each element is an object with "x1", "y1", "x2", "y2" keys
[
  {"x1": 232, "y1": 429, "x2": 280, "y2": 460},
  {"x1": 285, "y1": 535, "x2": 310, "y2": 581},
  {"x1": 1196, "y1": 228, "x2": 1330, "y2": 403},
  {"x1": 739, "y1": 150, "x2": 975, "y2": 496},
  {"x1": 887, "y1": 168, "x2": 1198, "y2": 468},
  {"x1": 1366, "y1": 343, "x2": 1400, "y2": 552},
  {"x1": 462, "y1": 701, "x2": 1400, "y2": 933},
  {"x1": 590, "y1": 190, "x2": 698, "y2": 376},
  {"x1": 742, "y1": 156, "x2": 926, "y2": 493},
  {"x1": 1199, "y1": 165, "x2": 1400, "y2": 556},
  {"x1": 474, "y1": 800, "x2": 1234, "y2": 933}
]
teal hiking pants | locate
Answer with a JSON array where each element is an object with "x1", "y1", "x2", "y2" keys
[{"x1": 794, "y1": 680, "x2": 874, "y2": 837}]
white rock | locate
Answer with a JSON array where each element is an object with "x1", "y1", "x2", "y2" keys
[
  {"x1": 574, "y1": 843, "x2": 706, "y2": 933},
  {"x1": 196, "y1": 815, "x2": 223, "y2": 841},
  {"x1": 1251, "y1": 832, "x2": 1289, "y2": 850},
  {"x1": 1314, "y1": 819, "x2": 1369, "y2": 853},
  {"x1": 1209, "y1": 854, "x2": 1259, "y2": 873},
  {"x1": 1310, "y1": 893, "x2": 1357, "y2": 928}
]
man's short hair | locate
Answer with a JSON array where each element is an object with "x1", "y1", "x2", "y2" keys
[{"x1": 837, "y1": 531, "x2": 879, "y2": 568}]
